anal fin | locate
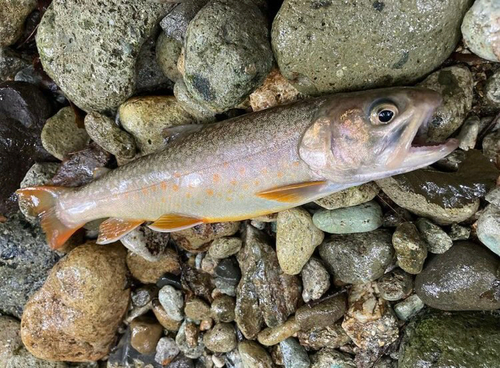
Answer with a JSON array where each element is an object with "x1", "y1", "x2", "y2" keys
[
  {"x1": 97, "y1": 218, "x2": 143, "y2": 244},
  {"x1": 148, "y1": 214, "x2": 204, "y2": 232},
  {"x1": 256, "y1": 181, "x2": 328, "y2": 203}
]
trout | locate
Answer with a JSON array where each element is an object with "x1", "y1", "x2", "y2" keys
[{"x1": 17, "y1": 87, "x2": 458, "y2": 249}]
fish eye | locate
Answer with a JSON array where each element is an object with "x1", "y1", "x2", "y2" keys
[{"x1": 370, "y1": 103, "x2": 398, "y2": 125}]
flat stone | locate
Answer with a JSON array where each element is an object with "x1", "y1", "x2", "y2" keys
[
  {"x1": 477, "y1": 204, "x2": 500, "y2": 256},
  {"x1": 314, "y1": 182, "x2": 380, "y2": 210}
]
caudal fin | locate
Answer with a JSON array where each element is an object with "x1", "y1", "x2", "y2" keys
[{"x1": 16, "y1": 186, "x2": 82, "y2": 250}]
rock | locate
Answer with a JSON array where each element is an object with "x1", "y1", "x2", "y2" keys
[
  {"x1": 238, "y1": 341, "x2": 273, "y2": 368},
  {"x1": 341, "y1": 282, "x2": 399, "y2": 351},
  {"x1": 477, "y1": 204, "x2": 500, "y2": 256},
  {"x1": 174, "y1": 80, "x2": 218, "y2": 122},
  {"x1": 257, "y1": 317, "x2": 301, "y2": 346},
  {"x1": 156, "y1": 33, "x2": 182, "y2": 82},
  {"x1": 301, "y1": 258, "x2": 330, "y2": 303},
  {"x1": 392, "y1": 223, "x2": 428, "y2": 274},
  {"x1": 399, "y1": 311, "x2": 500, "y2": 367},
  {"x1": 182, "y1": 0, "x2": 273, "y2": 112},
  {"x1": 0, "y1": 0, "x2": 36, "y2": 46},
  {"x1": 20, "y1": 242, "x2": 130, "y2": 361},
  {"x1": 376, "y1": 150, "x2": 499, "y2": 225},
  {"x1": 36, "y1": 0, "x2": 176, "y2": 112},
  {"x1": 312, "y1": 201, "x2": 383, "y2": 234},
  {"x1": 159, "y1": 0, "x2": 209, "y2": 43},
  {"x1": 486, "y1": 186, "x2": 500, "y2": 207},
  {"x1": 482, "y1": 129, "x2": 500, "y2": 162},
  {"x1": 130, "y1": 316, "x2": 163, "y2": 355},
  {"x1": 319, "y1": 229, "x2": 394, "y2": 284},
  {"x1": 155, "y1": 337, "x2": 180, "y2": 366},
  {"x1": 0, "y1": 316, "x2": 23, "y2": 363},
  {"x1": 182, "y1": 264, "x2": 215, "y2": 303},
  {"x1": 297, "y1": 323, "x2": 351, "y2": 351},
  {"x1": 135, "y1": 35, "x2": 172, "y2": 94},
  {"x1": 462, "y1": 0, "x2": 500, "y2": 62},
  {"x1": 185, "y1": 297, "x2": 211, "y2": 322},
  {"x1": 214, "y1": 257, "x2": 241, "y2": 296},
  {"x1": 249, "y1": 68, "x2": 301, "y2": 112},
  {"x1": 152, "y1": 299, "x2": 182, "y2": 332},
  {"x1": 448, "y1": 223, "x2": 471, "y2": 241},
  {"x1": 310, "y1": 348, "x2": 355, "y2": 368},
  {"x1": 377, "y1": 269, "x2": 413, "y2": 302},
  {"x1": 314, "y1": 183, "x2": 380, "y2": 210},
  {"x1": 121, "y1": 225, "x2": 171, "y2": 262},
  {"x1": 84, "y1": 112, "x2": 136, "y2": 160},
  {"x1": 41, "y1": 107, "x2": 90, "y2": 160},
  {"x1": 158, "y1": 285, "x2": 185, "y2": 321},
  {"x1": 485, "y1": 70, "x2": 500, "y2": 106},
  {"x1": 415, "y1": 242, "x2": 500, "y2": 310},
  {"x1": 172, "y1": 222, "x2": 240, "y2": 253},
  {"x1": 176, "y1": 321, "x2": 205, "y2": 359},
  {"x1": 415, "y1": 218, "x2": 453, "y2": 254},
  {"x1": 0, "y1": 214, "x2": 62, "y2": 318},
  {"x1": 279, "y1": 338, "x2": 310, "y2": 368},
  {"x1": 203, "y1": 323, "x2": 237, "y2": 353},
  {"x1": 131, "y1": 287, "x2": 156, "y2": 308},
  {"x1": 118, "y1": 96, "x2": 197, "y2": 156},
  {"x1": 272, "y1": 0, "x2": 471, "y2": 95},
  {"x1": 417, "y1": 66, "x2": 474, "y2": 142},
  {"x1": 457, "y1": 115, "x2": 480, "y2": 150},
  {"x1": 235, "y1": 225, "x2": 301, "y2": 339},
  {"x1": 208, "y1": 237, "x2": 242, "y2": 259},
  {"x1": 276, "y1": 207, "x2": 324, "y2": 275},
  {"x1": 126, "y1": 248, "x2": 181, "y2": 284},
  {"x1": 0, "y1": 48, "x2": 29, "y2": 81},
  {"x1": 393, "y1": 295, "x2": 424, "y2": 321},
  {"x1": 295, "y1": 294, "x2": 346, "y2": 331},
  {"x1": 211, "y1": 295, "x2": 236, "y2": 323}
]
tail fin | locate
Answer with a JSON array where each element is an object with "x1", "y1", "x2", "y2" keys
[{"x1": 16, "y1": 186, "x2": 82, "y2": 250}]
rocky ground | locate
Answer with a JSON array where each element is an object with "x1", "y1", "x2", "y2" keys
[{"x1": 1, "y1": 0, "x2": 500, "y2": 367}]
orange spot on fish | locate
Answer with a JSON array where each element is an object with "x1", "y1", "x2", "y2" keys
[
  {"x1": 186, "y1": 193, "x2": 192, "y2": 199},
  {"x1": 239, "y1": 167, "x2": 245, "y2": 175},
  {"x1": 161, "y1": 197, "x2": 166, "y2": 203},
  {"x1": 292, "y1": 161, "x2": 300, "y2": 167},
  {"x1": 174, "y1": 172, "x2": 181, "y2": 178},
  {"x1": 160, "y1": 182, "x2": 167, "y2": 191},
  {"x1": 261, "y1": 168, "x2": 268, "y2": 174},
  {"x1": 142, "y1": 188, "x2": 149, "y2": 195},
  {"x1": 206, "y1": 189, "x2": 214, "y2": 196},
  {"x1": 277, "y1": 171, "x2": 284, "y2": 178},
  {"x1": 213, "y1": 174, "x2": 221, "y2": 183},
  {"x1": 230, "y1": 179, "x2": 237, "y2": 186},
  {"x1": 172, "y1": 184, "x2": 179, "y2": 192},
  {"x1": 223, "y1": 162, "x2": 229, "y2": 168},
  {"x1": 254, "y1": 180, "x2": 260, "y2": 186}
]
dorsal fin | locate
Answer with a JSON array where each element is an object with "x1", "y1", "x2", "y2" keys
[
  {"x1": 256, "y1": 181, "x2": 328, "y2": 203},
  {"x1": 148, "y1": 214, "x2": 204, "y2": 232},
  {"x1": 97, "y1": 218, "x2": 143, "y2": 244}
]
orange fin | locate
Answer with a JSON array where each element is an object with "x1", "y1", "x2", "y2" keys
[
  {"x1": 256, "y1": 181, "x2": 328, "y2": 203},
  {"x1": 97, "y1": 218, "x2": 143, "y2": 244},
  {"x1": 16, "y1": 186, "x2": 82, "y2": 250},
  {"x1": 148, "y1": 214, "x2": 204, "y2": 232}
]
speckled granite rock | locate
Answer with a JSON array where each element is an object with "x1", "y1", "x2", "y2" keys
[{"x1": 0, "y1": 0, "x2": 37, "y2": 47}]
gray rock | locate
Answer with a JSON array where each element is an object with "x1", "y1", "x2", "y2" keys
[
  {"x1": 272, "y1": 0, "x2": 471, "y2": 95},
  {"x1": 120, "y1": 225, "x2": 171, "y2": 262},
  {"x1": 225, "y1": 349, "x2": 244, "y2": 368},
  {"x1": 314, "y1": 182, "x2": 379, "y2": 210},
  {"x1": 174, "y1": 80, "x2": 217, "y2": 122},
  {"x1": 41, "y1": 107, "x2": 90, "y2": 160},
  {"x1": 160, "y1": 0, "x2": 210, "y2": 43},
  {"x1": 377, "y1": 268, "x2": 413, "y2": 302},
  {"x1": 296, "y1": 323, "x2": 351, "y2": 351},
  {"x1": 36, "y1": 0, "x2": 176, "y2": 112},
  {"x1": 135, "y1": 35, "x2": 173, "y2": 94},
  {"x1": 457, "y1": 115, "x2": 480, "y2": 150},
  {"x1": 209, "y1": 237, "x2": 242, "y2": 259},
  {"x1": 310, "y1": 348, "x2": 355, "y2": 368},
  {"x1": 319, "y1": 229, "x2": 394, "y2": 284},
  {"x1": 392, "y1": 222, "x2": 427, "y2": 274},
  {"x1": 276, "y1": 207, "x2": 324, "y2": 275},
  {"x1": 399, "y1": 311, "x2": 500, "y2": 367},
  {"x1": 415, "y1": 218, "x2": 453, "y2": 254},
  {"x1": 214, "y1": 258, "x2": 241, "y2": 296},
  {"x1": 300, "y1": 258, "x2": 330, "y2": 303},
  {"x1": 156, "y1": 33, "x2": 182, "y2": 82},
  {"x1": 176, "y1": 321, "x2": 205, "y2": 359},
  {"x1": 462, "y1": 0, "x2": 500, "y2": 62},
  {"x1": 211, "y1": 295, "x2": 236, "y2": 323},
  {"x1": 131, "y1": 287, "x2": 155, "y2": 308},
  {"x1": 182, "y1": 0, "x2": 273, "y2": 112},
  {"x1": 393, "y1": 295, "x2": 424, "y2": 321},
  {"x1": 485, "y1": 71, "x2": 500, "y2": 106},
  {"x1": 155, "y1": 337, "x2": 180, "y2": 366},
  {"x1": 84, "y1": 112, "x2": 136, "y2": 159},
  {"x1": 279, "y1": 338, "x2": 310, "y2": 368},
  {"x1": 485, "y1": 186, "x2": 500, "y2": 207},
  {"x1": 477, "y1": 205, "x2": 500, "y2": 256},
  {"x1": 203, "y1": 323, "x2": 237, "y2": 353},
  {"x1": 415, "y1": 242, "x2": 500, "y2": 310},
  {"x1": 158, "y1": 285, "x2": 185, "y2": 321},
  {"x1": 238, "y1": 341, "x2": 273, "y2": 368},
  {"x1": 312, "y1": 200, "x2": 383, "y2": 234},
  {"x1": 417, "y1": 66, "x2": 473, "y2": 142},
  {"x1": 0, "y1": 48, "x2": 29, "y2": 81},
  {"x1": 448, "y1": 223, "x2": 471, "y2": 241},
  {"x1": 482, "y1": 129, "x2": 500, "y2": 161},
  {"x1": 0, "y1": 0, "x2": 37, "y2": 47}
]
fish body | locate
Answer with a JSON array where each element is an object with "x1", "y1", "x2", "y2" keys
[{"x1": 18, "y1": 87, "x2": 458, "y2": 249}]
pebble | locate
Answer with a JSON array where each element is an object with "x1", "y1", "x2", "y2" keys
[
  {"x1": 0, "y1": 316, "x2": 23, "y2": 363},
  {"x1": 135, "y1": 35, "x2": 172, "y2": 94},
  {"x1": 41, "y1": 107, "x2": 89, "y2": 160},
  {"x1": 126, "y1": 248, "x2": 181, "y2": 284},
  {"x1": 310, "y1": 348, "x2": 356, "y2": 368},
  {"x1": 203, "y1": 323, "x2": 237, "y2": 353},
  {"x1": 118, "y1": 96, "x2": 198, "y2": 155},
  {"x1": 211, "y1": 295, "x2": 236, "y2": 323},
  {"x1": 297, "y1": 323, "x2": 351, "y2": 351},
  {"x1": 482, "y1": 129, "x2": 500, "y2": 162},
  {"x1": 0, "y1": 48, "x2": 29, "y2": 81},
  {"x1": 462, "y1": 0, "x2": 500, "y2": 62},
  {"x1": 272, "y1": 0, "x2": 471, "y2": 95},
  {"x1": 131, "y1": 287, "x2": 156, "y2": 308},
  {"x1": 158, "y1": 285, "x2": 185, "y2": 321},
  {"x1": 276, "y1": 207, "x2": 324, "y2": 275},
  {"x1": 415, "y1": 218, "x2": 453, "y2": 254},
  {"x1": 485, "y1": 186, "x2": 500, "y2": 207},
  {"x1": 156, "y1": 32, "x2": 182, "y2": 82},
  {"x1": 176, "y1": 321, "x2": 205, "y2": 359},
  {"x1": 417, "y1": 66, "x2": 473, "y2": 142},
  {"x1": 20, "y1": 242, "x2": 130, "y2": 361},
  {"x1": 208, "y1": 237, "x2": 243, "y2": 259},
  {"x1": 392, "y1": 223, "x2": 428, "y2": 274},
  {"x1": 376, "y1": 269, "x2": 413, "y2": 302},
  {"x1": 121, "y1": 225, "x2": 171, "y2": 262},
  {"x1": 238, "y1": 341, "x2": 273, "y2": 368},
  {"x1": 448, "y1": 223, "x2": 471, "y2": 241},
  {"x1": 214, "y1": 258, "x2": 241, "y2": 296},
  {"x1": 301, "y1": 258, "x2": 331, "y2": 303},
  {"x1": 312, "y1": 200, "x2": 383, "y2": 234},
  {"x1": 172, "y1": 222, "x2": 240, "y2": 253},
  {"x1": 280, "y1": 338, "x2": 310, "y2": 368},
  {"x1": 393, "y1": 295, "x2": 425, "y2": 321},
  {"x1": 185, "y1": 297, "x2": 212, "y2": 322},
  {"x1": 0, "y1": 0, "x2": 36, "y2": 46},
  {"x1": 458, "y1": 115, "x2": 480, "y2": 150},
  {"x1": 295, "y1": 294, "x2": 346, "y2": 331},
  {"x1": 314, "y1": 182, "x2": 380, "y2": 210},
  {"x1": 415, "y1": 242, "x2": 500, "y2": 310},
  {"x1": 257, "y1": 317, "x2": 300, "y2": 346},
  {"x1": 152, "y1": 299, "x2": 182, "y2": 332},
  {"x1": 130, "y1": 316, "x2": 163, "y2": 355},
  {"x1": 159, "y1": 0, "x2": 209, "y2": 43},
  {"x1": 84, "y1": 112, "x2": 136, "y2": 160},
  {"x1": 174, "y1": 80, "x2": 218, "y2": 122},
  {"x1": 319, "y1": 229, "x2": 394, "y2": 284},
  {"x1": 477, "y1": 204, "x2": 500, "y2": 256},
  {"x1": 155, "y1": 337, "x2": 180, "y2": 366},
  {"x1": 485, "y1": 71, "x2": 500, "y2": 106},
  {"x1": 249, "y1": 68, "x2": 301, "y2": 112}
]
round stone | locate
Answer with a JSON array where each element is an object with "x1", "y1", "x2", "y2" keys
[{"x1": 203, "y1": 323, "x2": 237, "y2": 353}]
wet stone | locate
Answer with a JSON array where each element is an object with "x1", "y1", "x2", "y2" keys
[
  {"x1": 158, "y1": 285, "x2": 185, "y2": 321},
  {"x1": 185, "y1": 297, "x2": 211, "y2": 322},
  {"x1": 211, "y1": 295, "x2": 236, "y2": 323},
  {"x1": 257, "y1": 317, "x2": 300, "y2": 346},
  {"x1": 314, "y1": 182, "x2": 380, "y2": 210},
  {"x1": 126, "y1": 248, "x2": 181, "y2": 284},
  {"x1": 152, "y1": 299, "x2": 182, "y2": 332},
  {"x1": 135, "y1": 34, "x2": 173, "y2": 94},
  {"x1": 310, "y1": 348, "x2": 355, "y2": 368},
  {"x1": 249, "y1": 68, "x2": 301, "y2": 112},
  {"x1": 208, "y1": 237, "x2": 242, "y2": 259},
  {"x1": 477, "y1": 205, "x2": 500, "y2": 256},
  {"x1": 301, "y1": 258, "x2": 331, "y2": 303},
  {"x1": 121, "y1": 225, "x2": 171, "y2": 262},
  {"x1": 155, "y1": 337, "x2": 180, "y2": 366},
  {"x1": 156, "y1": 32, "x2": 182, "y2": 82},
  {"x1": 130, "y1": 316, "x2": 163, "y2": 355},
  {"x1": 131, "y1": 287, "x2": 156, "y2": 308},
  {"x1": 159, "y1": 0, "x2": 209, "y2": 43},
  {"x1": 457, "y1": 115, "x2": 480, "y2": 150},
  {"x1": 448, "y1": 223, "x2": 471, "y2": 241},
  {"x1": 377, "y1": 268, "x2": 413, "y2": 302},
  {"x1": 176, "y1": 321, "x2": 205, "y2": 359},
  {"x1": 295, "y1": 294, "x2": 346, "y2": 331},
  {"x1": 297, "y1": 323, "x2": 351, "y2": 351},
  {"x1": 482, "y1": 129, "x2": 500, "y2": 162},
  {"x1": 172, "y1": 222, "x2": 240, "y2": 253},
  {"x1": 214, "y1": 258, "x2": 241, "y2": 296},
  {"x1": 157, "y1": 273, "x2": 183, "y2": 290},
  {"x1": 485, "y1": 186, "x2": 500, "y2": 207},
  {"x1": 485, "y1": 70, "x2": 500, "y2": 106},
  {"x1": 393, "y1": 294, "x2": 424, "y2": 321},
  {"x1": 0, "y1": 0, "x2": 37, "y2": 47},
  {"x1": 280, "y1": 337, "x2": 310, "y2": 368},
  {"x1": 238, "y1": 341, "x2": 273, "y2": 368},
  {"x1": 0, "y1": 48, "x2": 30, "y2": 81},
  {"x1": 203, "y1": 323, "x2": 237, "y2": 353},
  {"x1": 392, "y1": 223, "x2": 428, "y2": 274},
  {"x1": 415, "y1": 218, "x2": 453, "y2": 254}
]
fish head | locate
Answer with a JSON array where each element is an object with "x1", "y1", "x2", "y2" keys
[{"x1": 299, "y1": 87, "x2": 459, "y2": 183}]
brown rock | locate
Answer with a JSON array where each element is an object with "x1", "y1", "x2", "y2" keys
[
  {"x1": 203, "y1": 323, "x2": 237, "y2": 353},
  {"x1": 297, "y1": 323, "x2": 351, "y2": 350},
  {"x1": 171, "y1": 222, "x2": 240, "y2": 252},
  {"x1": 152, "y1": 299, "x2": 182, "y2": 332},
  {"x1": 130, "y1": 316, "x2": 163, "y2": 354},
  {"x1": 126, "y1": 248, "x2": 181, "y2": 284},
  {"x1": 295, "y1": 294, "x2": 346, "y2": 331},
  {"x1": 185, "y1": 297, "x2": 211, "y2": 321},
  {"x1": 239, "y1": 340, "x2": 274, "y2": 368},
  {"x1": 184, "y1": 322, "x2": 199, "y2": 348},
  {"x1": 0, "y1": 316, "x2": 23, "y2": 362},
  {"x1": 20, "y1": 242, "x2": 130, "y2": 361},
  {"x1": 257, "y1": 317, "x2": 300, "y2": 346},
  {"x1": 249, "y1": 68, "x2": 301, "y2": 112}
]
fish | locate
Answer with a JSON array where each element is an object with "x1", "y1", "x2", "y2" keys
[{"x1": 17, "y1": 87, "x2": 458, "y2": 250}]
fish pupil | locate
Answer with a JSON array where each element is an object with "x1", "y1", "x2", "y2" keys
[{"x1": 378, "y1": 109, "x2": 394, "y2": 123}]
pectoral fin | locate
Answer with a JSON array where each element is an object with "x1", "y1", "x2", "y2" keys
[
  {"x1": 97, "y1": 218, "x2": 144, "y2": 244},
  {"x1": 256, "y1": 181, "x2": 328, "y2": 203},
  {"x1": 148, "y1": 214, "x2": 204, "y2": 232}
]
